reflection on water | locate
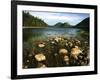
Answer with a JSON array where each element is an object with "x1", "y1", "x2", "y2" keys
[{"x1": 32, "y1": 28, "x2": 80, "y2": 37}]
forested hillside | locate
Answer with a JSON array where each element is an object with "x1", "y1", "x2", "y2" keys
[{"x1": 23, "y1": 12, "x2": 48, "y2": 27}]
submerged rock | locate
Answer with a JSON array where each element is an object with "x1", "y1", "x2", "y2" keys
[
  {"x1": 38, "y1": 43, "x2": 45, "y2": 48},
  {"x1": 28, "y1": 54, "x2": 32, "y2": 57},
  {"x1": 71, "y1": 46, "x2": 82, "y2": 60},
  {"x1": 24, "y1": 66, "x2": 28, "y2": 69},
  {"x1": 64, "y1": 55, "x2": 69, "y2": 62},
  {"x1": 51, "y1": 41, "x2": 55, "y2": 44},
  {"x1": 59, "y1": 48, "x2": 68, "y2": 55},
  {"x1": 54, "y1": 53, "x2": 58, "y2": 56},
  {"x1": 71, "y1": 46, "x2": 82, "y2": 56},
  {"x1": 76, "y1": 40, "x2": 81, "y2": 44},
  {"x1": 68, "y1": 42, "x2": 73, "y2": 47},
  {"x1": 23, "y1": 36, "x2": 89, "y2": 67},
  {"x1": 65, "y1": 43, "x2": 68, "y2": 47},
  {"x1": 54, "y1": 37, "x2": 62, "y2": 42},
  {"x1": 35, "y1": 53, "x2": 46, "y2": 61},
  {"x1": 37, "y1": 63, "x2": 47, "y2": 68},
  {"x1": 26, "y1": 60, "x2": 30, "y2": 62}
]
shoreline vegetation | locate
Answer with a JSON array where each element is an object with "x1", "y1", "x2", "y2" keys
[{"x1": 22, "y1": 11, "x2": 90, "y2": 69}]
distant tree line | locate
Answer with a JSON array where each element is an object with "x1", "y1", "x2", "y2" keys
[
  {"x1": 54, "y1": 22, "x2": 71, "y2": 28},
  {"x1": 23, "y1": 11, "x2": 48, "y2": 27}
]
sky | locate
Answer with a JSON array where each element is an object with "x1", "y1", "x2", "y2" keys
[{"x1": 27, "y1": 11, "x2": 89, "y2": 26}]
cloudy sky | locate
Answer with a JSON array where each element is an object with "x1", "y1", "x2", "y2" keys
[{"x1": 27, "y1": 11, "x2": 89, "y2": 26}]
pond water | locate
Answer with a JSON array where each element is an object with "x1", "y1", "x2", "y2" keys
[
  {"x1": 23, "y1": 27, "x2": 90, "y2": 68},
  {"x1": 32, "y1": 28, "x2": 80, "y2": 38}
]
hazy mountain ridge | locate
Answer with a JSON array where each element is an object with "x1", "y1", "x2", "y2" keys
[
  {"x1": 23, "y1": 12, "x2": 89, "y2": 28},
  {"x1": 53, "y1": 22, "x2": 72, "y2": 28},
  {"x1": 75, "y1": 17, "x2": 90, "y2": 28}
]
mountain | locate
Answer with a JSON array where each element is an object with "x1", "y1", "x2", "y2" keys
[
  {"x1": 23, "y1": 11, "x2": 90, "y2": 29},
  {"x1": 75, "y1": 17, "x2": 90, "y2": 28},
  {"x1": 23, "y1": 12, "x2": 48, "y2": 27},
  {"x1": 54, "y1": 22, "x2": 71, "y2": 28},
  {"x1": 54, "y1": 22, "x2": 62, "y2": 27}
]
